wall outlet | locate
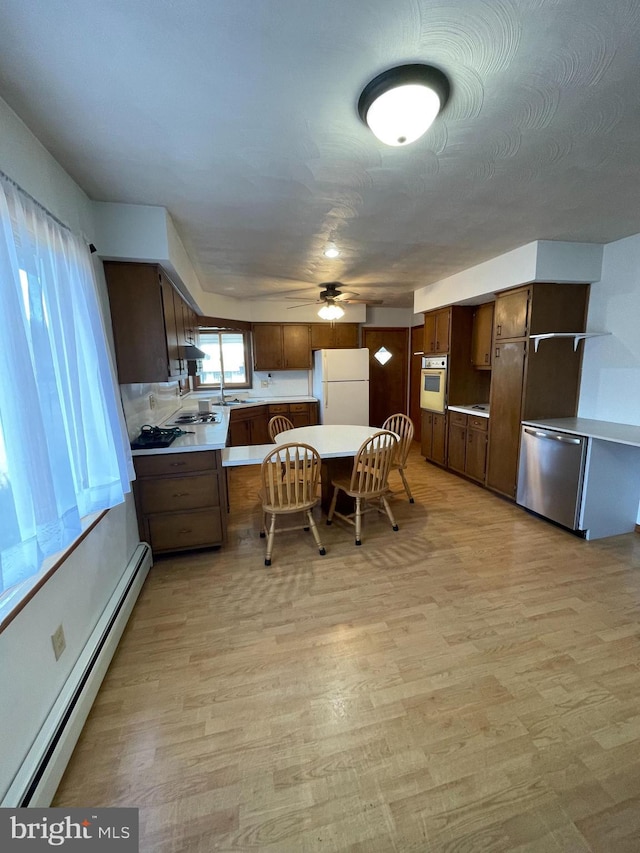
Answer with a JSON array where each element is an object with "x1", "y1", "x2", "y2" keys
[
  {"x1": 260, "y1": 380, "x2": 269, "y2": 388},
  {"x1": 149, "y1": 394, "x2": 156, "y2": 410},
  {"x1": 51, "y1": 624, "x2": 66, "y2": 660}
]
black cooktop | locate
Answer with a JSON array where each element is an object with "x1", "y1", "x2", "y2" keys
[{"x1": 130, "y1": 425, "x2": 187, "y2": 450}]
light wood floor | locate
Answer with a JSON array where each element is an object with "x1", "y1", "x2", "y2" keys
[{"x1": 53, "y1": 446, "x2": 640, "y2": 852}]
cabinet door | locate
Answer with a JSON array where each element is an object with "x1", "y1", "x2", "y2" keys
[
  {"x1": 229, "y1": 415, "x2": 252, "y2": 447},
  {"x1": 486, "y1": 341, "x2": 526, "y2": 497},
  {"x1": 253, "y1": 324, "x2": 283, "y2": 370},
  {"x1": 289, "y1": 402, "x2": 311, "y2": 427},
  {"x1": 333, "y1": 323, "x2": 359, "y2": 348},
  {"x1": 448, "y1": 422, "x2": 467, "y2": 473},
  {"x1": 282, "y1": 324, "x2": 311, "y2": 368},
  {"x1": 471, "y1": 302, "x2": 494, "y2": 367},
  {"x1": 104, "y1": 262, "x2": 169, "y2": 384},
  {"x1": 434, "y1": 309, "x2": 451, "y2": 354},
  {"x1": 423, "y1": 313, "x2": 437, "y2": 354},
  {"x1": 465, "y1": 428, "x2": 488, "y2": 483},
  {"x1": 249, "y1": 410, "x2": 270, "y2": 445},
  {"x1": 431, "y1": 413, "x2": 447, "y2": 464},
  {"x1": 494, "y1": 289, "x2": 530, "y2": 340},
  {"x1": 421, "y1": 411, "x2": 433, "y2": 457},
  {"x1": 310, "y1": 324, "x2": 334, "y2": 350},
  {"x1": 161, "y1": 275, "x2": 185, "y2": 378}
]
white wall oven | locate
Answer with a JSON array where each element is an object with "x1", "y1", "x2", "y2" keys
[{"x1": 420, "y1": 356, "x2": 447, "y2": 413}]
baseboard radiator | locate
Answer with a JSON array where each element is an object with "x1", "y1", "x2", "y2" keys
[{"x1": 2, "y1": 542, "x2": 152, "y2": 808}]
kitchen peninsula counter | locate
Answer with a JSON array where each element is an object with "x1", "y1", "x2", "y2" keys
[{"x1": 129, "y1": 396, "x2": 318, "y2": 455}]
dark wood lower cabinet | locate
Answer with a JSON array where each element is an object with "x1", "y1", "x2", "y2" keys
[
  {"x1": 447, "y1": 412, "x2": 489, "y2": 483},
  {"x1": 421, "y1": 410, "x2": 447, "y2": 465},
  {"x1": 133, "y1": 450, "x2": 227, "y2": 555},
  {"x1": 228, "y1": 401, "x2": 319, "y2": 446},
  {"x1": 465, "y1": 421, "x2": 489, "y2": 483}
]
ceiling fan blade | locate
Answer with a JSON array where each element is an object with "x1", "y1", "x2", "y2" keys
[{"x1": 342, "y1": 298, "x2": 384, "y2": 305}]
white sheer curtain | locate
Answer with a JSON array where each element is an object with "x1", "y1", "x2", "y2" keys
[{"x1": 0, "y1": 175, "x2": 131, "y2": 601}]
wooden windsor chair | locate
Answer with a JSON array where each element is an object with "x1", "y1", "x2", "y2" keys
[
  {"x1": 326, "y1": 430, "x2": 399, "y2": 546},
  {"x1": 259, "y1": 442, "x2": 326, "y2": 566},
  {"x1": 381, "y1": 413, "x2": 415, "y2": 503},
  {"x1": 268, "y1": 415, "x2": 294, "y2": 442}
]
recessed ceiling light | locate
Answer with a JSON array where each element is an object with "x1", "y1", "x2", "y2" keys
[
  {"x1": 323, "y1": 245, "x2": 340, "y2": 259},
  {"x1": 358, "y1": 63, "x2": 450, "y2": 147}
]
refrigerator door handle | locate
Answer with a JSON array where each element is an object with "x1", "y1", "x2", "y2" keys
[{"x1": 523, "y1": 428, "x2": 581, "y2": 445}]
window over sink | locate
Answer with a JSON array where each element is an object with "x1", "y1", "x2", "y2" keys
[{"x1": 194, "y1": 330, "x2": 252, "y2": 390}]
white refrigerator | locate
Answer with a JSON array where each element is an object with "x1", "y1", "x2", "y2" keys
[{"x1": 312, "y1": 348, "x2": 370, "y2": 425}]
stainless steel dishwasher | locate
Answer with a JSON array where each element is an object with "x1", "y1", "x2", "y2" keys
[{"x1": 516, "y1": 425, "x2": 587, "y2": 532}]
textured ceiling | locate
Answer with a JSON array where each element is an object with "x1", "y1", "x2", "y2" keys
[{"x1": 1, "y1": 0, "x2": 640, "y2": 307}]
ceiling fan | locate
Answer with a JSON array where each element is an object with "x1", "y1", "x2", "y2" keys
[{"x1": 286, "y1": 282, "x2": 383, "y2": 309}]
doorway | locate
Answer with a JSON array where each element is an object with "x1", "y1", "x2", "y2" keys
[{"x1": 362, "y1": 327, "x2": 409, "y2": 427}]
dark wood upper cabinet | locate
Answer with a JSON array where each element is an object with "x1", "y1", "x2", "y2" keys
[
  {"x1": 494, "y1": 288, "x2": 530, "y2": 340},
  {"x1": 104, "y1": 261, "x2": 190, "y2": 384},
  {"x1": 310, "y1": 323, "x2": 359, "y2": 350},
  {"x1": 252, "y1": 323, "x2": 312, "y2": 370},
  {"x1": 423, "y1": 307, "x2": 451, "y2": 354},
  {"x1": 471, "y1": 302, "x2": 494, "y2": 368}
]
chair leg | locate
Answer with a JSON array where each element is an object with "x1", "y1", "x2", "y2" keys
[
  {"x1": 264, "y1": 512, "x2": 277, "y2": 566},
  {"x1": 381, "y1": 494, "x2": 399, "y2": 532},
  {"x1": 327, "y1": 486, "x2": 339, "y2": 525},
  {"x1": 260, "y1": 510, "x2": 267, "y2": 538},
  {"x1": 398, "y1": 467, "x2": 414, "y2": 503},
  {"x1": 355, "y1": 496, "x2": 362, "y2": 545},
  {"x1": 306, "y1": 510, "x2": 326, "y2": 555}
]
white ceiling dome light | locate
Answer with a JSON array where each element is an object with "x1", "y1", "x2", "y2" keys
[{"x1": 358, "y1": 64, "x2": 450, "y2": 147}]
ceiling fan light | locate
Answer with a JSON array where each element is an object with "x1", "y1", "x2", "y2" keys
[
  {"x1": 323, "y1": 245, "x2": 340, "y2": 258},
  {"x1": 318, "y1": 303, "x2": 345, "y2": 320},
  {"x1": 358, "y1": 64, "x2": 450, "y2": 147}
]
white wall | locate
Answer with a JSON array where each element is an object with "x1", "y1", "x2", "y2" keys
[
  {"x1": 0, "y1": 97, "x2": 141, "y2": 801},
  {"x1": 579, "y1": 234, "x2": 640, "y2": 416}
]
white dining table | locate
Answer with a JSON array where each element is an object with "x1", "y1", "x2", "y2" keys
[
  {"x1": 276, "y1": 424, "x2": 398, "y2": 512},
  {"x1": 275, "y1": 424, "x2": 385, "y2": 457}
]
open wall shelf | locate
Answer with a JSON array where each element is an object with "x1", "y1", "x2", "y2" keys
[{"x1": 530, "y1": 332, "x2": 611, "y2": 353}]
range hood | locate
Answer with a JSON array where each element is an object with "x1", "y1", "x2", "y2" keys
[{"x1": 181, "y1": 344, "x2": 207, "y2": 360}]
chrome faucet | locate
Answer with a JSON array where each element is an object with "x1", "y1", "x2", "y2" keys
[{"x1": 219, "y1": 368, "x2": 226, "y2": 405}]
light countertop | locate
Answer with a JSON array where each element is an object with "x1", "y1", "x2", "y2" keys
[
  {"x1": 448, "y1": 404, "x2": 490, "y2": 418},
  {"x1": 521, "y1": 417, "x2": 640, "y2": 447},
  {"x1": 129, "y1": 396, "x2": 318, "y2": 456}
]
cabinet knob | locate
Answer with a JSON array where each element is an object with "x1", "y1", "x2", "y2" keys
[
  {"x1": 497, "y1": 324, "x2": 502, "y2": 336},
  {"x1": 170, "y1": 461, "x2": 187, "y2": 466},
  {"x1": 178, "y1": 528, "x2": 192, "y2": 534},
  {"x1": 484, "y1": 353, "x2": 489, "y2": 363},
  {"x1": 173, "y1": 492, "x2": 189, "y2": 497},
  {"x1": 495, "y1": 347, "x2": 500, "y2": 358}
]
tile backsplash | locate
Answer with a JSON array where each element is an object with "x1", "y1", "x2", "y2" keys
[
  {"x1": 120, "y1": 371, "x2": 313, "y2": 438},
  {"x1": 120, "y1": 381, "x2": 182, "y2": 440}
]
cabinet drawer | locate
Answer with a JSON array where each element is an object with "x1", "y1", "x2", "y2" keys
[
  {"x1": 148, "y1": 509, "x2": 222, "y2": 552},
  {"x1": 468, "y1": 416, "x2": 488, "y2": 431},
  {"x1": 449, "y1": 412, "x2": 468, "y2": 427},
  {"x1": 268, "y1": 404, "x2": 289, "y2": 414},
  {"x1": 138, "y1": 473, "x2": 219, "y2": 514},
  {"x1": 289, "y1": 403, "x2": 309, "y2": 413},
  {"x1": 134, "y1": 451, "x2": 218, "y2": 477}
]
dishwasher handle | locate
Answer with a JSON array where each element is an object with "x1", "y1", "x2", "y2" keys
[{"x1": 523, "y1": 427, "x2": 582, "y2": 445}]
